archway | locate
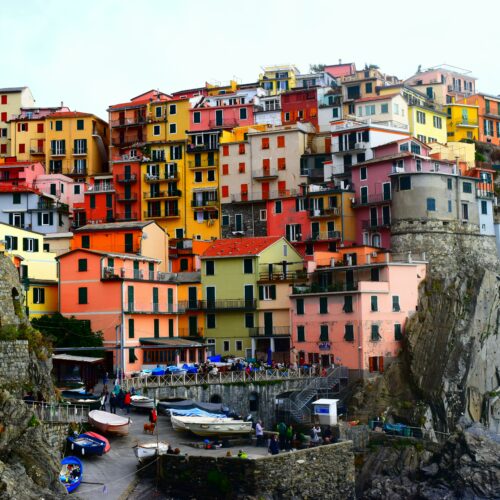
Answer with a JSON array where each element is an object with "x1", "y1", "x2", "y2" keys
[{"x1": 210, "y1": 394, "x2": 222, "y2": 404}]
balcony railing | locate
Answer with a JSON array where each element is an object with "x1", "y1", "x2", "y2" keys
[
  {"x1": 125, "y1": 302, "x2": 179, "y2": 314},
  {"x1": 88, "y1": 184, "x2": 114, "y2": 192},
  {"x1": 258, "y1": 271, "x2": 308, "y2": 282},
  {"x1": 191, "y1": 199, "x2": 218, "y2": 208},
  {"x1": 202, "y1": 299, "x2": 256, "y2": 311},
  {"x1": 230, "y1": 189, "x2": 298, "y2": 203},
  {"x1": 144, "y1": 210, "x2": 179, "y2": 219},
  {"x1": 31, "y1": 200, "x2": 69, "y2": 212},
  {"x1": 208, "y1": 119, "x2": 239, "y2": 128},
  {"x1": 143, "y1": 190, "x2": 181, "y2": 199},
  {"x1": 307, "y1": 231, "x2": 341, "y2": 241},
  {"x1": 187, "y1": 160, "x2": 217, "y2": 169},
  {"x1": 187, "y1": 143, "x2": 219, "y2": 153},
  {"x1": 178, "y1": 328, "x2": 204, "y2": 338},
  {"x1": 72, "y1": 148, "x2": 87, "y2": 156},
  {"x1": 115, "y1": 212, "x2": 138, "y2": 221},
  {"x1": 116, "y1": 174, "x2": 137, "y2": 183},
  {"x1": 116, "y1": 193, "x2": 137, "y2": 202},
  {"x1": 292, "y1": 282, "x2": 359, "y2": 295},
  {"x1": 30, "y1": 147, "x2": 44, "y2": 155},
  {"x1": 50, "y1": 149, "x2": 66, "y2": 156},
  {"x1": 110, "y1": 116, "x2": 147, "y2": 127},
  {"x1": 352, "y1": 193, "x2": 392, "y2": 207},
  {"x1": 144, "y1": 172, "x2": 178, "y2": 182},
  {"x1": 112, "y1": 135, "x2": 145, "y2": 146},
  {"x1": 177, "y1": 300, "x2": 203, "y2": 312},
  {"x1": 249, "y1": 326, "x2": 291, "y2": 337},
  {"x1": 309, "y1": 207, "x2": 340, "y2": 218},
  {"x1": 68, "y1": 169, "x2": 87, "y2": 176},
  {"x1": 361, "y1": 219, "x2": 391, "y2": 230},
  {"x1": 253, "y1": 169, "x2": 279, "y2": 179}
]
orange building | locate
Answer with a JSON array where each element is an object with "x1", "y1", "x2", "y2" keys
[
  {"x1": 459, "y1": 93, "x2": 500, "y2": 145},
  {"x1": 57, "y1": 248, "x2": 205, "y2": 376}
]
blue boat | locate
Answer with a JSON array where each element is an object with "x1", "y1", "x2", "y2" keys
[
  {"x1": 60, "y1": 456, "x2": 83, "y2": 493},
  {"x1": 67, "y1": 433, "x2": 106, "y2": 456}
]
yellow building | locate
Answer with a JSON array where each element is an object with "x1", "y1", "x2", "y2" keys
[
  {"x1": 142, "y1": 98, "x2": 190, "y2": 238},
  {"x1": 44, "y1": 111, "x2": 109, "y2": 180},
  {"x1": 429, "y1": 141, "x2": 476, "y2": 169},
  {"x1": 445, "y1": 100, "x2": 479, "y2": 142},
  {"x1": 0, "y1": 87, "x2": 35, "y2": 156},
  {"x1": 175, "y1": 275, "x2": 204, "y2": 340},
  {"x1": 259, "y1": 65, "x2": 300, "y2": 95},
  {"x1": 407, "y1": 103, "x2": 448, "y2": 144},
  {"x1": 0, "y1": 223, "x2": 58, "y2": 318}
]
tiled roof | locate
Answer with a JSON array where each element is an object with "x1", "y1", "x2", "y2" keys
[
  {"x1": 75, "y1": 221, "x2": 152, "y2": 232},
  {"x1": 202, "y1": 236, "x2": 282, "y2": 258},
  {"x1": 0, "y1": 87, "x2": 27, "y2": 93},
  {"x1": 355, "y1": 93, "x2": 400, "y2": 103},
  {"x1": 56, "y1": 247, "x2": 160, "y2": 262},
  {"x1": 46, "y1": 111, "x2": 93, "y2": 118},
  {"x1": 108, "y1": 98, "x2": 151, "y2": 110}
]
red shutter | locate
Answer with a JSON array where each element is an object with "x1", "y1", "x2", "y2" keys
[
  {"x1": 239, "y1": 144, "x2": 245, "y2": 154},
  {"x1": 221, "y1": 185, "x2": 229, "y2": 198},
  {"x1": 325, "y1": 137, "x2": 331, "y2": 154},
  {"x1": 379, "y1": 356, "x2": 384, "y2": 373},
  {"x1": 1, "y1": 112, "x2": 7, "y2": 122},
  {"x1": 0, "y1": 144, "x2": 6, "y2": 154},
  {"x1": 222, "y1": 164, "x2": 229, "y2": 175},
  {"x1": 1, "y1": 95, "x2": 7, "y2": 105},
  {"x1": 222, "y1": 145, "x2": 229, "y2": 156},
  {"x1": 37, "y1": 123, "x2": 44, "y2": 133},
  {"x1": 262, "y1": 182, "x2": 269, "y2": 199},
  {"x1": 17, "y1": 123, "x2": 21, "y2": 132},
  {"x1": 238, "y1": 162, "x2": 245, "y2": 173},
  {"x1": 277, "y1": 158, "x2": 286, "y2": 170},
  {"x1": 19, "y1": 144, "x2": 25, "y2": 154},
  {"x1": 240, "y1": 183, "x2": 248, "y2": 201},
  {"x1": 278, "y1": 181, "x2": 286, "y2": 196},
  {"x1": 277, "y1": 135, "x2": 285, "y2": 148},
  {"x1": 262, "y1": 138, "x2": 269, "y2": 149}
]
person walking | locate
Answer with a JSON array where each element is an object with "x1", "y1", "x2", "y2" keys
[
  {"x1": 100, "y1": 388, "x2": 108, "y2": 411},
  {"x1": 311, "y1": 425, "x2": 322, "y2": 446},
  {"x1": 149, "y1": 408, "x2": 157, "y2": 425},
  {"x1": 277, "y1": 421, "x2": 287, "y2": 451},
  {"x1": 255, "y1": 420, "x2": 264, "y2": 447},
  {"x1": 124, "y1": 391, "x2": 131, "y2": 414},
  {"x1": 268, "y1": 434, "x2": 280, "y2": 455}
]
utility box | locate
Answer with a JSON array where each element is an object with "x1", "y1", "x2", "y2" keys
[{"x1": 312, "y1": 399, "x2": 339, "y2": 426}]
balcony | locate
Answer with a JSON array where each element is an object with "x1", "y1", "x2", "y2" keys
[
  {"x1": 301, "y1": 167, "x2": 325, "y2": 179},
  {"x1": 31, "y1": 200, "x2": 69, "y2": 212},
  {"x1": 144, "y1": 210, "x2": 179, "y2": 219},
  {"x1": 202, "y1": 299, "x2": 256, "y2": 311},
  {"x1": 110, "y1": 116, "x2": 147, "y2": 128},
  {"x1": 143, "y1": 189, "x2": 181, "y2": 200},
  {"x1": 352, "y1": 193, "x2": 392, "y2": 207},
  {"x1": 187, "y1": 160, "x2": 217, "y2": 169},
  {"x1": 332, "y1": 141, "x2": 369, "y2": 154},
  {"x1": 67, "y1": 169, "x2": 87, "y2": 177},
  {"x1": 306, "y1": 231, "x2": 341, "y2": 241},
  {"x1": 292, "y1": 282, "x2": 359, "y2": 295},
  {"x1": 116, "y1": 193, "x2": 137, "y2": 202},
  {"x1": 258, "y1": 271, "x2": 308, "y2": 282},
  {"x1": 116, "y1": 174, "x2": 137, "y2": 183},
  {"x1": 249, "y1": 326, "x2": 290, "y2": 337},
  {"x1": 112, "y1": 134, "x2": 145, "y2": 147},
  {"x1": 30, "y1": 147, "x2": 44, "y2": 155},
  {"x1": 309, "y1": 207, "x2": 340, "y2": 218},
  {"x1": 144, "y1": 171, "x2": 178, "y2": 182},
  {"x1": 50, "y1": 149, "x2": 66, "y2": 157},
  {"x1": 178, "y1": 328, "x2": 204, "y2": 338},
  {"x1": 72, "y1": 148, "x2": 88, "y2": 156},
  {"x1": 191, "y1": 199, "x2": 218, "y2": 208},
  {"x1": 187, "y1": 143, "x2": 219, "y2": 153},
  {"x1": 208, "y1": 119, "x2": 239, "y2": 129},
  {"x1": 115, "y1": 212, "x2": 138, "y2": 221},
  {"x1": 253, "y1": 169, "x2": 279, "y2": 180},
  {"x1": 125, "y1": 302, "x2": 179, "y2": 315},
  {"x1": 88, "y1": 183, "x2": 114, "y2": 193},
  {"x1": 230, "y1": 189, "x2": 297, "y2": 203},
  {"x1": 361, "y1": 219, "x2": 391, "y2": 230}
]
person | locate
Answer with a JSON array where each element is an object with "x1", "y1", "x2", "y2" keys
[
  {"x1": 167, "y1": 445, "x2": 175, "y2": 455},
  {"x1": 237, "y1": 449, "x2": 248, "y2": 459},
  {"x1": 124, "y1": 391, "x2": 131, "y2": 414},
  {"x1": 322, "y1": 425, "x2": 333, "y2": 444},
  {"x1": 285, "y1": 424, "x2": 294, "y2": 451},
  {"x1": 149, "y1": 408, "x2": 157, "y2": 424},
  {"x1": 255, "y1": 420, "x2": 264, "y2": 447},
  {"x1": 277, "y1": 421, "x2": 287, "y2": 451},
  {"x1": 268, "y1": 434, "x2": 280, "y2": 455},
  {"x1": 118, "y1": 389, "x2": 125, "y2": 410},
  {"x1": 109, "y1": 392, "x2": 117, "y2": 414},
  {"x1": 103, "y1": 371, "x2": 108, "y2": 386},
  {"x1": 100, "y1": 389, "x2": 108, "y2": 411},
  {"x1": 310, "y1": 425, "x2": 322, "y2": 445}
]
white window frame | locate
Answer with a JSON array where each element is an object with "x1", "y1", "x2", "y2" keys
[
  {"x1": 284, "y1": 112, "x2": 290, "y2": 122},
  {"x1": 155, "y1": 106, "x2": 163, "y2": 118},
  {"x1": 259, "y1": 209, "x2": 267, "y2": 221},
  {"x1": 12, "y1": 213, "x2": 22, "y2": 227},
  {"x1": 262, "y1": 285, "x2": 274, "y2": 301},
  {"x1": 33, "y1": 287, "x2": 45, "y2": 304},
  {"x1": 170, "y1": 145, "x2": 181, "y2": 160},
  {"x1": 26, "y1": 238, "x2": 35, "y2": 252}
]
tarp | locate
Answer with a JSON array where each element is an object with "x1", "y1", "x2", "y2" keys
[
  {"x1": 158, "y1": 399, "x2": 228, "y2": 413},
  {"x1": 168, "y1": 408, "x2": 227, "y2": 418}
]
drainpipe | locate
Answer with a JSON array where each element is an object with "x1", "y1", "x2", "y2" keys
[{"x1": 357, "y1": 319, "x2": 362, "y2": 379}]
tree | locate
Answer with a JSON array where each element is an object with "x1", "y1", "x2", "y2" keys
[
  {"x1": 31, "y1": 313, "x2": 104, "y2": 355},
  {"x1": 309, "y1": 64, "x2": 326, "y2": 73}
]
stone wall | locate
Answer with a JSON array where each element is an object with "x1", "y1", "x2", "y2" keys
[
  {"x1": 157, "y1": 441, "x2": 355, "y2": 499},
  {"x1": 0, "y1": 253, "x2": 26, "y2": 328},
  {"x1": 144, "y1": 378, "x2": 313, "y2": 428},
  {"x1": 42, "y1": 422, "x2": 69, "y2": 455},
  {"x1": 0, "y1": 340, "x2": 30, "y2": 392},
  {"x1": 221, "y1": 201, "x2": 267, "y2": 239}
]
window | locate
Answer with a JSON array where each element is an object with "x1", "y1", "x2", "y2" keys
[
  {"x1": 381, "y1": 103, "x2": 389, "y2": 114},
  {"x1": 235, "y1": 340, "x2": 243, "y2": 351},
  {"x1": 194, "y1": 171, "x2": 202, "y2": 183},
  {"x1": 81, "y1": 235, "x2": 90, "y2": 249},
  {"x1": 223, "y1": 340, "x2": 230, "y2": 352},
  {"x1": 154, "y1": 319, "x2": 160, "y2": 338},
  {"x1": 297, "y1": 325, "x2": 305, "y2": 342},
  {"x1": 128, "y1": 318, "x2": 135, "y2": 339},
  {"x1": 78, "y1": 287, "x2": 88, "y2": 304},
  {"x1": 153, "y1": 125, "x2": 161, "y2": 136},
  {"x1": 205, "y1": 260, "x2": 215, "y2": 275},
  {"x1": 320, "y1": 325, "x2": 329, "y2": 341},
  {"x1": 275, "y1": 200, "x2": 282, "y2": 214},
  {"x1": 371, "y1": 324, "x2": 381, "y2": 341},
  {"x1": 191, "y1": 110, "x2": 201, "y2": 124},
  {"x1": 169, "y1": 123, "x2": 176, "y2": 134},
  {"x1": 286, "y1": 224, "x2": 301, "y2": 242},
  {"x1": 448, "y1": 200, "x2": 452, "y2": 213},
  {"x1": 244, "y1": 313, "x2": 254, "y2": 328},
  {"x1": 19, "y1": 144, "x2": 25, "y2": 154},
  {"x1": 344, "y1": 324, "x2": 354, "y2": 342},
  {"x1": 365, "y1": 82, "x2": 373, "y2": 93},
  {"x1": 243, "y1": 258, "x2": 253, "y2": 274},
  {"x1": 259, "y1": 209, "x2": 267, "y2": 221},
  {"x1": 416, "y1": 111, "x2": 426, "y2": 124},
  {"x1": 360, "y1": 186, "x2": 368, "y2": 204},
  {"x1": 221, "y1": 185, "x2": 229, "y2": 198},
  {"x1": 169, "y1": 104, "x2": 177, "y2": 115},
  {"x1": 365, "y1": 105, "x2": 375, "y2": 116},
  {"x1": 261, "y1": 138, "x2": 269, "y2": 149},
  {"x1": 426, "y1": 198, "x2": 436, "y2": 211},
  {"x1": 277, "y1": 135, "x2": 285, "y2": 148},
  {"x1": 0, "y1": 95, "x2": 6, "y2": 105},
  {"x1": 462, "y1": 182, "x2": 472, "y2": 194},
  {"x1": 234, "y1": 214, "x2": 243, "y2": 231},
  {"x1": 481, "y1": 200, "x2": 488, "y2": 215},
  {"x1": 238, "y1": 162, "x2": 245, "y2": 173},
  {"x1": 13, "y1": 193, "x2": 21, "y2": 204},
  {"x1": 221, "y1": 214, "x2": 229, "y2": 227},
  {"x1": 370, "y1": 296, "x2": 378, "y2": 311},
  {"x1": 170, "y1": 145, "x2": 182, "y2": 160},
  {"x1": 76, "y1": 119, "x2": 84, "y2": 130},
  {"x1": 5, "y1": 236, "x2": 18, "y2": 250},
  {"x1": 296, "y1": 298, "x2": 304, "y2": 315},
  {"x1": 394, "y1": 323, "x2": 402, "y2": 341},
  {"x1": 392, "y1": 296, "x2": 400, "y2": 312},
  {"x1": 78, "y1": 258, "x2": 87, "y2": 272},
  {"x1": 462, "y1": 203, "x2": 469, "y2": 220},
  {"x1": 207, "y1": 314, "x2": 216, "y2": 329},
  {"x1": 360, "y1": 167, "x2": 367, "y2": 180},
  {"x1": 23, "y1": 238, "x2": 38, "y2": 252},
  {"x1": 259, "y1": 285, "x2": 276, "y2": 301},
  {"x1": 277, "y1": 157, "x2": 286, "y2": 170},
  {"x1": 55, "y1": 120, "x2": 63, "y2": 131},
  {"x1": 124, "y1": 233, "x2": 134, "y2": 253},
  {"x1": 239, "y1": 108, "x2": 247, "y2": 120},
  {"x1": 207, "y1": 170, "x2": 215, "y2": 181},
  {"x1": 319, "y1": 296, "x2": 328, "y2": 314},
  {"x1": 343, "y1": 295, "x2": 353, "y2": 313},
  {"x1": 399, "y1": 176, "x2": 411, "y2": 190},
  {"x1": 433, "y1": 116, "x2": 442, "y2": 129}
]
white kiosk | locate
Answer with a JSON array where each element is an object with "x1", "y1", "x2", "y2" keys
[{"x1": 312, "y1": 398, "x2": 339, "y2": 426}]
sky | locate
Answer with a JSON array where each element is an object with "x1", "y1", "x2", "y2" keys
[{"x1": 1, "y1": 0, "x2": 499, "y2": 120}]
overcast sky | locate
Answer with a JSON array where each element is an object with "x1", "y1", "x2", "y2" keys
[{"x1": 2, "y1": 0, "x2": 498, "y2": 120}]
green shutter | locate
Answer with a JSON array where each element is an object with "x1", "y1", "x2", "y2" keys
[
  {"x1": 128, "y1": 318, "x2": 135, "y2": 339},
  {"x1": 49, "y1": 212, "x2": 53, "y2": 225},
  {"x1": 168, "y1": 319, "x2": 174, "y2": 338},
  {"x1": 320, "y1": 296, "x2": 328, "y2": 314},
  {"x1": 33, "y1": 239, "x2": 39, "y2": 252},
  {"x1": 78, "y1": 258, "x2": 87, "y2": 272},
  {"x1": 153, "y1": 287, "x2": 159, "y2": 311},
  {"x1": 128, "y1": 348, "x2": 136, "y2": 364},
  {"x1": 168, "y1": 288, "x2": 173, "y2": 312},
  {"x1": 259, "y1": 286, "x2": 264, "y2": 300},
  {"x1": 82, "y1": 235, "x2": 90, "y2": 248},
  {"x1": 296, "y1": 298, "x2": 304, "y2": 315},
  {"x1": 394, "y1": 323, "x2": 402, "y2": 341},
  {"x1": 12, "y1": 237, "x2": 18, "y2": 250},
  {"x1": 78, "y1": 287, "x2": 87, "y2": 304},
  {"x1": 125, "y1": 233, "x2": 133, "y2": 253},
  {"x1": 371, "y1": 324, "x2": 380, "y2": 341},
  {"x1": 297, "y1": 326, "x2": 305, "y2": 342},
  {"x1": 207, "y1": 314, "x2": 216, "y2": 328},
  {"x1": 371, "y1": 296, "x2": 378, "y2": 311},
  {"x1": 392, "y1": 296, "x2": 400, "y2": 311},
  {"x1": 270, "y1": 285, "x2": 276, "y2": 300},
  {"x1": 23, "y1": 238, "x2": 28, "y2": 251},
  {"x1": 343, "y1": 295, "x2": 353, "y2": 313},
  {"x1": 320, "y1": 325, "x2": 329, "y2": 341},
  {"x1": 344, "y1": 324, "x2": 354, "y2": 341},
  {"x1": 154, "y1": 319, "x2": 160, "y2": 338},
  {"x1": 127, "y1": 286, "x2": 134, "y2": 311},
  {"x1": 37, "y1": 213, "x2": 42, "y2": 225}
]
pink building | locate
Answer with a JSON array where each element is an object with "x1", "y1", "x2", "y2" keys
[
  {"x1": 351, "y1": 138, "x2": 454, "y2": 248},
  {"x1": 58, "y1": 248, "x2": 205, "y2": 376},
  {"x1": 290, "y1": 247, "x2": 426, "y2": 376},
  {"x1": 189, "y1": 100, "x2": 255, "y2": 132},
  {"x1": 0, "y1": 160, "x2": 44, "y2": 186},
  {"x1": 34, "y1": 173, "x2": 85, "y2": 208}
]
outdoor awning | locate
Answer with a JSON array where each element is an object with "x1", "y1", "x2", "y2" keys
[
  {"x1": 52, "y1": 354, "x2": 105, "y2": 364},
  {"x1": 139, "y1": 337, "x2": 205, "y2": 348}
]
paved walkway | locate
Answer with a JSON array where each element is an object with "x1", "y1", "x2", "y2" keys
[{"x1": 75, "y1": 407, "x2": 269, "y2": 500}]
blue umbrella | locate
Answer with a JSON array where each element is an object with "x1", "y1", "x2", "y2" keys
[{"x1": 267, "y1": 348, "x2": 273, "y2": 365}]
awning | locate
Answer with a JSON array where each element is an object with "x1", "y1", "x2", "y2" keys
[{"x1": 139, "y1": 337, "x2": 205, "y2": 348}]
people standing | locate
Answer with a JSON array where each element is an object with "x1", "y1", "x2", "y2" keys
[
  {"x1": 109, "y1": 392, "x2": 117, "y2": 414},
  {"x1": 311, "y1": 425, "x2": 322, "y2": 445},
  {"x1": 149, "y1": 407, "x2": 157, "y2": 425},
  {"x1": 100, "y1": 388, "x2": 108, "y2": 411},
  {"x1": 268, "y1": 434, "x2": 280, "y2": 455},
  {"x1": 277, "y1": 421, "x2": 287, "y2": 451},
  {"x1": 285, "y1": 424, "x2": 294, "y2": 451},
  {"x1": 124, "y1": 391, "x2": 131, "y2": 414},
  {"x1": 255, "y1": 420, "x2": 264, "y2": 447}
]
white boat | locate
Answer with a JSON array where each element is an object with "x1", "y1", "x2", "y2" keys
[
  {"x1": 170, "y1": 415, "x2": 252, "y2": 437},
  {"x1": 133, "y1": 441, "x2": 169, "y2": 459},
  {"x1": 130, "y1": 395, "x2": 155, "y2": 409},
  {"x1": 88, "y1": 410, "x2": 130, "y2": 436}
]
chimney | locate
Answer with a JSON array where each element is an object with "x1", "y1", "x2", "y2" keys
[{"x1": 339, "y1": 59, "x2": 342, "y2": 65}]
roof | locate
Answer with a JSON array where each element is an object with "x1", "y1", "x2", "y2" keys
[
  {"x1": 108, "y1": 98, "x2": 151, "y2": 110},
  {"x1": 158, "y1": 272, "x2": 201, "y2": 284},
  {"x1": 43, "y1": 232, "x2": 74, "y2": 239},
  {"x1": 75, "y1": 221, "x2": 153, "y2": 233},
  {"x1": 324, "y1": 63, "x2": 356, "y2": 78},
  {"x1": 0, "y1": 87, "x2": 28, "y2": 93},
  {"x1": 139, "y1": 337, "x2": 205, "y2": 348},
  {"x1": 52, "y1": 354, "x2": 105, "y2": 364},
  {"x1": 0, "y1": 222, "x2": 45, "y2": 236},
  {"x1": 312, "y1": 399, "x2": 339, "y2": 405},
  {"x1": 202, "y1": 236, "x2": 283, "y2": 259},
  {"x1": 46, "y1": 111, "x2": 93, "y2": 119},
  {"x1": 355, "y1": 93, "x2": 400, "y2": 103},
  {"x1": 56, "y1": 248, "x2": 160, "y2": 262}
]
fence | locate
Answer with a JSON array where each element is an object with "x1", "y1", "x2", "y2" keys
[{"x1": 27, "y1": 401, "x2": 89, "y2": 423}]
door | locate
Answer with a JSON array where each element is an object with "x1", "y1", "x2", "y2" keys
[
  {"x1": 383, "y1": 182, "x2": 391, "y2": 201},
  {"x1": 133, "y1": 260, "x2": 140, "y2": 279},
  {"x1": 262, "y1": 182, "x2": 270, "y2": 200},
  {"x1": 188, "y1": 316, "x2": 198, "y2": 337},
  {"x1": 125, "y1": 185, "x2": 132, "y2": 200},
  {"x1": 152, "y1": 287, "x2": 159, "y2": 312},
  {"x1": 346, "y1": 270, "x2": 354, "y2": 290},
  {"x1": 188, "y1": 286, "x2": 198, "y2": 309},
  {"x1": 244, "y1": 285, "x2": 254, "y2": 307},
  {"x1": 264, "y1": 312, "x2": 273, "y2": 337},
  {"x1": 311, "y1": 222, "x2": 320, "y2": 240},
  {"x1": 124, "y1": 204, "x2": 132, "y2": 220},
  {"x1": 167, "y1": 289, "x2": 173, "y2": 313},
  {"x1": 127, "y1": 286, "x2": 134, "y2": 311},
  {"x1": 124, "y1": 164, "x2": 131, "y2": 180},
  {"x1": 327, "y1": 221, "x2": 335, "y2": 239},
  {"x1": 370, "y1": 207, "x2": 377, "y2": 228},
  {"x1": 215, "y1": 109, "x2": 223, "y2": 126},
  {"x1": 206, "y1": 286, "x2": 216, "y2": 308}
]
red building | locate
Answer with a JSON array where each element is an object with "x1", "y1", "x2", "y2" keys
[
  {"x1": 112, "y1": 161, "x2": 141, "y2": 222},
  {"x1": 73, "y1": 175, "x2": 114, "y2": 227},
  {"x1": 281, "y1": 88, "x2": 319, "y2": 129}
]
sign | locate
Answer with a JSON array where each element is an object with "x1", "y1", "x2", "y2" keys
[{"x1": 318, "y1": 342, "x2": 331, "y2": 350}]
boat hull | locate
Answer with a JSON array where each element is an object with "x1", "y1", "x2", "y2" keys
[
  {"x1": 60, "y1": 456, "x2": 82, "y2": 493},
  {"x1": 82, "y1": 432, "x2": 110, "y2": 453},
  {"x1": 88, "y1": 410, "x2": 130, "y2": 436},
  {"x1": 67, "y1": 435, "x2": 105, "y2": 456},
  {"x1": 188, "y1": 421, "x2": 253, "y2": 437},
  {"x1": 133, "y1": 441, "x2": 169, "y2": 459}
]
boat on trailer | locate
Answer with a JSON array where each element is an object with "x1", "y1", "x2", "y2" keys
[{"x1": 88, "y1": 410, "x2": 130, "y2": 436}]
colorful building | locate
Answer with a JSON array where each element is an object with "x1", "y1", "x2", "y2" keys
[
  {"x1": 0, "y1": 87, "x2": 35, "y2": 156},
  {"x1": 201, "y1": 236, "x2": 303, "y2": 361},
  {"x1": 290, "y1": 247, "x2": 426, "y2": 375},
  {"x1": 280, "y1": 88, "x2": 319, "y2": 130},
  {"x1": 445, "y1": 99, "x2": 479, "y2": 142},
  {"x1": 258, "y1": 65, "x2": 300, "y2": 95},
  {"x1": 73, "y1": 174, "x2": 115, "y2": 228},
  {"x1": 458, "y1": 94, "x2": 500, "y2": 146}
]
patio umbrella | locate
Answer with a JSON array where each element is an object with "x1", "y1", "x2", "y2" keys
[{"x1": 266, "y1": 348, "x2": 273, "y2": 366}]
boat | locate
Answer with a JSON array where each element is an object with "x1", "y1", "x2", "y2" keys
[
  {"x1": 59, "y1": 456, "x2": 82, "y2": 493},
  {"x1": 131, "y1": 395, "x2": 155, "y2": 410},
  {"x1": 88, "y1": 410, "x2": 130, "y2": 436},
  {"x1": 67, "y1": 433, "x2": 105, "y2": 456},
  {"x1": 158, "y1": 399, "x2": 229, "y2": 415},
  {"x1": 62, "y1": 391, "x2": 101, "y2": 410},
  {"x1": 171, "y1": 415, "x2": 253, "y2": 437},
  {"x1": 133, "y1": 441, "x2": 169, "y2": 459},
  {"x1": 82, "y1": 432, "x2": 110, "y2": 453}
]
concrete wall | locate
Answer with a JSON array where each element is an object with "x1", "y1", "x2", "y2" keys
[{"x1": 156, "y1": 441, "x2": 355, "y2": 499}]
